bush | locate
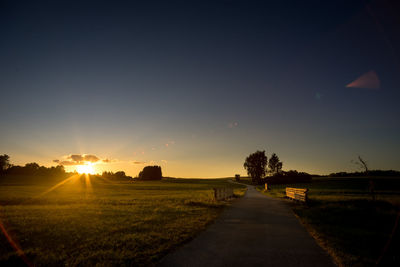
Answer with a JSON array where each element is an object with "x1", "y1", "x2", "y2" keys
[{"x1": 138, "y1": 166, "x2": 162, "y2": 180}]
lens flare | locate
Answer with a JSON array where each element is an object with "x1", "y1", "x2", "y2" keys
[{"x1": 0, "y1": 219, "x2": 32, "y2": 266}]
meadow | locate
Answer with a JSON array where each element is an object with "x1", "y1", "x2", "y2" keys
[
  {"x1": 260, "y1": 176, "x2": 400, "y2": 266},
  {"x1": 0, "y1": 175, "x2": 246, "y2": 266}
]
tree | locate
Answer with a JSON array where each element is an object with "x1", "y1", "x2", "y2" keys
[
  {"x1": 352, "y1": 156, "x2": 369, "y2": 174},
  {"x1": 0, "y1": 154, "x2": 10, "y2": 173},
  {"x1": 138, "y1": 166, "x2": 162, "y2": 180},
  {"x1": 353, "y1": 156, "x2": 375, "y2": 201},
  {"x1": 357, "y1": 156, "x2": 368, "y2": 173},
  {"x1": 268, "y1": 153, "x2": 283, "y2": 175},
  {"x1": 114, "y1": 171, "x2": 126, "y2": 179},
  {"x1": 244, "y1": 150, "x2": 268, "y2": 184},
  {"x1": 25, "y1": 162, "x2": 40, "y2": 170}
]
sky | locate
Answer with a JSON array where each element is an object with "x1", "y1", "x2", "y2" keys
[{"x1": 1, "y1": 0, "x2": 399, "y2": 177}]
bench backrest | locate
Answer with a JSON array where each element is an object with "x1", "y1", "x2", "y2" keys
[
  {"x1": 213, "y1": 188, "x2": 234, "y2": 201},
  {"x1": 286, "y1": 187, "x2": 308, "y2": 202}
]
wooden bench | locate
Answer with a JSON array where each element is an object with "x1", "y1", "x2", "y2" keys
[
  {"x1": 286, "y1": 187, "x2": 308, "y2": 202},
  {"x1": 213, "y1": 188, "x2": 234, "y2": 201}
]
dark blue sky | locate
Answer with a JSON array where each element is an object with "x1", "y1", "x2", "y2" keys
[{"x1": 1, "y1": 0, "x2": 399, "y2": 177}]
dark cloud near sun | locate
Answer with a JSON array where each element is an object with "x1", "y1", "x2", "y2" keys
[
  {"x1": 67, "y1": 154, "x2": 100, "y2": 163},
  {"x1": 83, "y1": 154, "x2": 100, "y2": 162},
  {"x1": 68, "y1": 154, "x2": 84, "y2": 162},
  {"x1": 59, "y1": 160, "x2": 80, "y2": 166},
  {"x1": 132, "y1": 161, "x2": 146, "y2": 164},
  {"x1": 54, "y1": 154, "x2": 107, "y2": 166}
]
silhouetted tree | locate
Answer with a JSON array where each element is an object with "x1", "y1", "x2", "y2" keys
[
  {"x1": 351, "y1": 155, "x2": 369, "y2": 174},
  {"x1": 357, "y1": 156, "x2": 368, "y2": 173},
  {"x1": 352, "y1": 156, "x2": 376, "y2": 200},
  {"x1": 0, "y1": 154, "x2": 10, "y2": 173},
  {"x1": 25, "y1": 162, "x2": 40, "y2": 169},
  {"x1": 244, "y1": 150, "x2": 267, "y2": 184},
  {"x1": 49, "y1": 165, "x2": 65, "y2": 176},
  {"x1": 268, "y1": 153, "x2": 283, "y2": 175},
  {"x1": 138, "y1": 166, "x2": 162, "y2": 180},
  {"x1": 114, "y1": 171, "x2": 126, "y2": 179}
]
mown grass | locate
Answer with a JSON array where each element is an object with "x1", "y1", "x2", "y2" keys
[
  {"x1": 0, "y1": 175, "x2": 246, "y2": 266},
  {"x1": 260, "y1": 177, "x2": 400, "y2": 266}
]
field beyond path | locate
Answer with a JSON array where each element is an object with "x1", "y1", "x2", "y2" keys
[{"x1": 159, "y1": 185, "x2": 335, "y2": 267}]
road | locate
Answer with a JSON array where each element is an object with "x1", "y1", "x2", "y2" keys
[{"x1": 158, "y1": 184, "x2": 335, "y2": 267}]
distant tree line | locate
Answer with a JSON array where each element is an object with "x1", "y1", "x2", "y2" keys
[
  {"x1": 0, "y1": 155, "x2": 66, "y2": 177},
  {"x1": 328, "y1": 170, "x2": 400, "y2": 177},
  {"x1": 264, "y1": 170, "x2": 311, "y2": 185},
  {"x1": 101, "y1": 171, "x2": 132, "y2": 181}
]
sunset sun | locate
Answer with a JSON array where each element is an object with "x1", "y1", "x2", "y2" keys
[{"x1": 76, "y1": 164, "x2": 95, "y2": 174}]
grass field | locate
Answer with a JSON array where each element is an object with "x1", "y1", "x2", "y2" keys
[
  {"x1": 261, "y1": 177, "x2": 400, "y2": 267},
  {"x1": 0, "y1": 175, "x2": 246, "y2": 266}
]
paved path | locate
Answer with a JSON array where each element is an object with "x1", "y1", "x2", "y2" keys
[{"x1": 158, "y1": 184, "x2": 335, "y2": 267}]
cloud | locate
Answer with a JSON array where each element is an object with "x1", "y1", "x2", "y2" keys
[
  {"x1": 161, "y1": 160, "x2": 168, "y2": 164},
  {"x1": 59, "y1": 160, "x2": 80, "y2": 166},
  {"x1": 68, "y1": 154, "x2": 84, "y2": 162},
  {"x1": 83, "y1": 154, "x2": 100, "y2": 162},
  {"x1": 55, "y1": 154, "x2": 108, "y2": 166},
  {"x1": 132, "y1": 161, "x2": 146, "y2": 164}
]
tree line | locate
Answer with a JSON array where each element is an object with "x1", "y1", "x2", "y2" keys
[
  {"x1": 328, "y1": 170, "x2": 400, "y2": 177},
  {"x1": 0, "y1": 154, "x2": 66, "y2": 177}
]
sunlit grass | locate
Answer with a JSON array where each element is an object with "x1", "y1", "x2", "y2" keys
[{"x1": 0, "y1": 177, "x2": 245, "y2": 266}]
